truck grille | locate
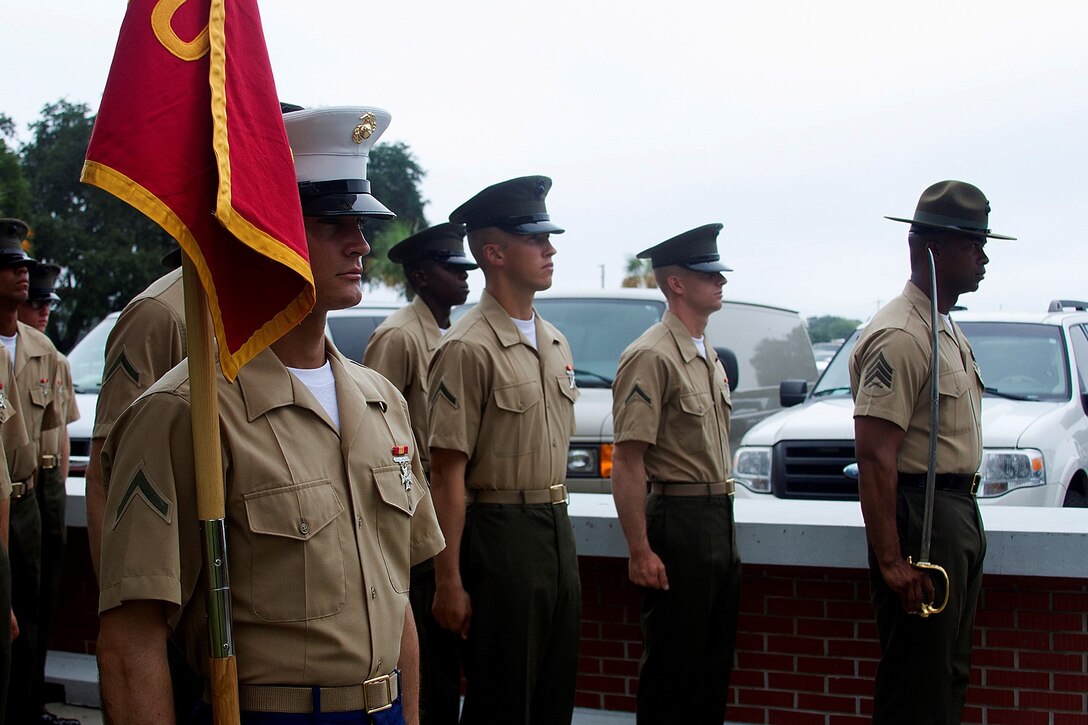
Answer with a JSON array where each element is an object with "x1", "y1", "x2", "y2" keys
[{"x1": 772, "y1": 440, "x2": 858, "y2": 500}]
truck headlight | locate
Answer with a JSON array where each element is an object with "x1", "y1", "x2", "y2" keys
[
  {"x1": 733, "y1": 447, "x2": 772, "y2": 493},
  {"x1": 978, "y1": 449, "x2": 1045, "y2": 497},
  {"x1": 568, "y1": 445, "x2": 613, "y2": 478}
]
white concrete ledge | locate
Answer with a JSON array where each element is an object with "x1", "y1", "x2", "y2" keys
[
  {"x1": 67, "y1": 482, "x2": 1087, "y2": 578},
  {"x1": 570, "y1": 493, "x2": 1088, "y2": 579}
]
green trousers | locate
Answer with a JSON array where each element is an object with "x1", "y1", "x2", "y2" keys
[
  {"x1": 34, "y1": 466, "x2": 66, "y2": 711},
  {"x1": 6, "y1": 491, "x2": 42, "y2": 724},
  {"x1": 410, "y1": 558, "x2": 463, "y2": 725},
  {"x1": 869, "y1": 487, "x2": 986, "y2": 725},
  {"x1": 637, "y1": 493, "x2": 741, "y2": 725},
  {"x1": 458, "y1": 503, "x2": 581, "y2": 725}
]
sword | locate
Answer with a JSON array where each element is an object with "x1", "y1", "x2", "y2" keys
[{"x1": 908, "y1": 247, "x2": 950, "y2": 618}]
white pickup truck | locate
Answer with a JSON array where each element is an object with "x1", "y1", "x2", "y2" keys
[{"x1": 732, "y1": 302, "x2": 1088, "y2": 507}]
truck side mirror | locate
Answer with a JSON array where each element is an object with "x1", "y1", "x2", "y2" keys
[
  {"x1": 714, "y1": 347, "x2": 739, "y2": 392},
  {"x1": 779, "y1": 379, "x2": 808, "y2": 407}
]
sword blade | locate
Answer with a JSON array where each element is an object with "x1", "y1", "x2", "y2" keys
[{"x1": 920, "y1": 247, "x2": 940, "y2": 563}]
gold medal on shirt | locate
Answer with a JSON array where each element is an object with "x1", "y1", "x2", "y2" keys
[
  {"x1": 39, "y1": 377, "x2": 50, "y2": 399},
  {"x1": 392, "y1": 445, "x2": 412, "y2": 492},
  {"x1": 0, "y1": 382, "x2": 5, "y2": 410},
  {"x1": 565, "y1": 364, "x2": 576, "y2": 390}
]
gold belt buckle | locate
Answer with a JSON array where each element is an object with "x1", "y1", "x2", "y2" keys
[
  {"x1": 725, "y1": 478, "x2": 736, "y2": 497},
  {"x1": 10, "y1": 482, "x2": 26, "y2": 499},
  {"x1": 549, "y1": 483, "x2": 569, "y2": 506},
  {"x1": 363, "y1": 674, "x2": 394, "y2": 714},
  {"x1": 969, "y1": 473, "x2": 980, "y2": 496},
  {"x1": 40, "y1": 454, "x2": 58, "y2": 470}
]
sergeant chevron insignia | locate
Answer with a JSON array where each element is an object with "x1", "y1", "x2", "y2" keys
[
  {"x1": 114, "y1": 468, "x2": 173, "y2": 526},
  {"x1": 863, "y1": 351, "x2": 895, "y2": 393}
]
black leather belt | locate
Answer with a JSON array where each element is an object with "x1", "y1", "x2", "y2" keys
[{"x1": 898, "y1": 472, "x2": 980, "y2": 495}]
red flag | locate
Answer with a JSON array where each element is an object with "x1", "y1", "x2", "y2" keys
[{"x1": 82, "y1": 0, "x2": 313, "y2": 381}]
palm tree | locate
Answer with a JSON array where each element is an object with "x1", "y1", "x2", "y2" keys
[{"x1": 621, "y1": 256, "x2": 656, "y2": 288}]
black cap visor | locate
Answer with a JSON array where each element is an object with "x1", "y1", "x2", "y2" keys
[{"x1": 300, "y1": 179, "x2": 396, "y2": 220}]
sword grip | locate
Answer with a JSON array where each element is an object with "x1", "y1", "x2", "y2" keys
[{"x1": 908, "y1": 556, "x2": 950, "y2": 617}]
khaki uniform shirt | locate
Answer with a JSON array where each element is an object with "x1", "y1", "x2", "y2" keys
[
  {"x1": 9, "y1": 322, "x2": 61, "y2": 483},
  {"x1": 0, "y1": 343, "x2": 30, "y2": 500},
  {"x1": 427, "y1": 290, "x2": 578, "y2": 490},
  {"x1": 93, "y1": 268, "x2": 185, "y2": 441},
  {"x1": 612, "y1": 311, "x2": 733, "y2": 482},
  {"x1": 364, "y1": 296, "x2": 441, "y2": 472},
  {"x1": 99, "y1": 342, "x2": 445, "y2": 686},
  {"x1": 39, "y1": 354, "x2": 80, "y2": 463},
  {"x1": 850, "y1": 282, "x2": 984, "y2": 474}
]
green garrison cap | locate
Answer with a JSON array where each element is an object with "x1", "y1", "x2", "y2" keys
[
  {"x1": 449, "y1": 175, "x2": 565, "y2": 234},
  {"x1": 387, "y1": 223, "x2": 478, "y2": 269},
  {"x1": 886, "y1": 180, "x2": 1016, "y2": 240},
  {"x1": 0, "y1": 218, "x2": 35, "y2": 268},
  {"x1": 28, "y1": 262, "x2": 62, "y2": 302},
  {"x1": 637, "y1": 223, "x2": 731, "y2": 272}
]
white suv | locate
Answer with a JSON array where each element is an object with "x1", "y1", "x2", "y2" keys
[{"x1": 733, "y1": 301, "x2": 1088, "y2": 507}]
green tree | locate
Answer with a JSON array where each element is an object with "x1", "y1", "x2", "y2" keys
[
  {"x1": 0, "y1": 114, "x2": 30, "y2": 219},
  {"x1": 362, "y1": 141, "x2": 429, "y2": 295},
  {"x1": 806, "y1": 315, "x2": 861, "y2": 343},
  {"x1": 622, "y1": 256, "x2": 655, "y2": 288},
  {"x1": 20, "y1": 100, "x2": 174, "y2": 351}
]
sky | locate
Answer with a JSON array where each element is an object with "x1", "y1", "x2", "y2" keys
[{"x1": 4, "y1": 1, "x2": 1086, "y2": 322}]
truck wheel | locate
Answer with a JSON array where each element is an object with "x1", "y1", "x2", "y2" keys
[{"x1": 1063, "y1": 485, "x2": 1087, "y2": 508}]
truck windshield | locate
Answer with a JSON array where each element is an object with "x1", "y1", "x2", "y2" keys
[
  {"x1": 959, "y1": 322, "x2": 1070, "y2": 402},
  {"x1": 811, "y1": 331, "x2": 858, "y2": 397},
  {"x1": 67, "y1": 314, "x2": 119, "y2": 394},
  {"x1": 534, "y1": 298, "x2": 667, "y2": 388},
  {"x1": 809, "y1": 321, "x2": 1070, "y2": 403}
]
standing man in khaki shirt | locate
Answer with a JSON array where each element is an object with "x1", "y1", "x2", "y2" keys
[
  {"x1": 611, "y1": 224, "x2": 741, "y2": 725},
  {"x1": 96, "y1": 106, "x2": 444, "y2": 725},
  {"x1": 86, "y1": 258, "x2": 184, "y2": 579},
  {"x1": 364, "y1": 222, "x2": 476, "y2": 725},
  {"x1": 0, "y1": 339, "x2": 31, "y2": 719},
  {"x1": 0, "y1": 218, "x2": 63, "y2": 725},
  {"x1": 851, "y1": 181, "x2": 1011, "y2": 725},
  {"x1": 428, "y1": 176, "x2": 580, "y2": 724},
  {"x1": 18, "y1": 261, "x2": 81, "y2": 725}
]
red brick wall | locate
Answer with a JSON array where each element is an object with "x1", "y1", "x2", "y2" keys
[
  {"x1": 577, "y1": 556, "x2": 1088, "y2": 724},
  {"x1": 55, "y1": 540, "x2": 1088, "y2": 722}
]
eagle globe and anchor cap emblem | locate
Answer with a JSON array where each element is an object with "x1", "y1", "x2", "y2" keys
[{"x1": 352, "y1": 112, "x2": 378, "y2": 144}]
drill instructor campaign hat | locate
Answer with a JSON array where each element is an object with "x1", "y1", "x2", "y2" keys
[{"x1": 885, "y1": 180, "x2": 1016, "y2": 240}]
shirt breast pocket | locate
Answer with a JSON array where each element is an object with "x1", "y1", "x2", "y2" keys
[
  {"x1": 243, "y1": 479, "x2": 347, "y2": 622},
  {"x1": 676, "y1": 390, "x2": 716, "y2": 453},
  {"x1": 492, "y1": 380, "x2": 543, "y2": 457},
  {"x1": 937, "y1": 368, "x2": 970, "y2": 435},
  {"x1": 373, "y1": 465, "x2": 424, "y2": 593}
]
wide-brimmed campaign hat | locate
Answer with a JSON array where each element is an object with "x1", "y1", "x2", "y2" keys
[
  {"x1": 388, "y1": 223, "x2": 477, "y2": 269},
  {"x1": 449, "y1": 176, "x2": 564, "y2": 235},
  {"x1": 885, "y1": 180, "x2": 1015, "y2": 240},
  {"x1": 0, "y1": 218, "x2": 36, "y2": 268},
  {"x1": 283, "y1": 106, "x2": 396, "y2": 219},
  {"x1": 637, "y1": 223, "x2": 731, "y2": 273}
]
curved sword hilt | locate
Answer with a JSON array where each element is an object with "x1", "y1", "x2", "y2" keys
[{"x1": 907, "y1": 556, "x2": 950, "y2": 617}]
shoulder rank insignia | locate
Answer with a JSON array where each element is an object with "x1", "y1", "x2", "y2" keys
[
  {"x1": 863, "y1": 351, "x2": 895, "y2": 393},
  {"x1": 114, "y1": 468, "x2": 173, "y2": 526},
  {"x1": 624, "y1": 384, "x2": 653, "y2": 407}
]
